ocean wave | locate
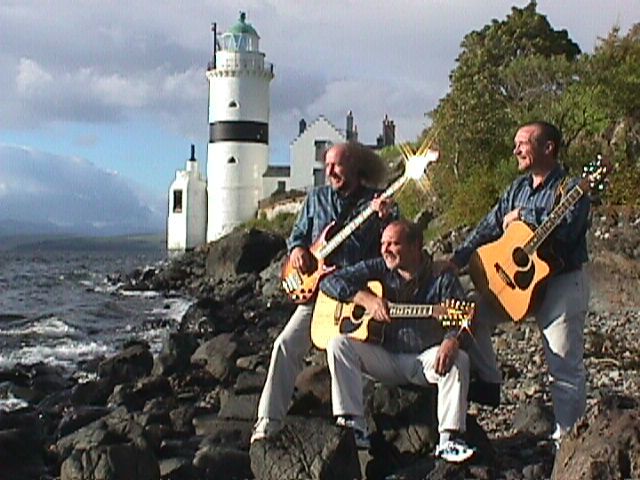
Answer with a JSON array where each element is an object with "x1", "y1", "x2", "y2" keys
[
  {"x1": 0, "y1": 339, "x2": 111, "y2": 370},
  {"x1": 0, "y1": 316, "x2": 77, "y2": 337}
]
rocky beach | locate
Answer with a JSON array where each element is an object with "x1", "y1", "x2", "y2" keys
[{"x1": 1, "y1": 206, "x2": 639, "y2": 480}]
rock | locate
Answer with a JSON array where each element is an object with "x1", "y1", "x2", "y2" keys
[
  {"x1": 205, "y1": 228, "x2": 285, "y2": 281},
  {"x1": 60, "y1": 442, "x2": 160, "y2": 480},
  {"x1": 0, "y1": 410, "x2": 47, "y2": 480},
  {"x1": 552, "y1": 394, "x2": 640, "y2": 480},
  {"x1": 98, "y1": 342, "x2": 153, "y2": 385},
  {"x1": 249, "y1": 416, "x2": 361, "y2": 480},
  {"x1": 191, "y1": 333, "x2": 238, "y2": 381},
  {"x1": 193, "y1": 445, "x2": 252, "y2": 480}
]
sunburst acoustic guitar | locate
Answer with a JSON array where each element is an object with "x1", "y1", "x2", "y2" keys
[
  {"x1": 468, "y1": 156, "x2": 612, "y2": 322},
  {"x1": 310, "y1": 280, "x2": 474, "y2": 350},
  {"x1": 281, "y1": 150, "x2": 439, "y2": 304}
]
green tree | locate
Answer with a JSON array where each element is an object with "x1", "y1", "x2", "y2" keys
[{"x1": 427, "y1": 1, "x2": 582, "y2": 226}]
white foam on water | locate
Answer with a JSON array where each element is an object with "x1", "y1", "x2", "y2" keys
[
  {"x1": 0, "y1": 395, "x2": 29, "y2": 412},
  {"x1": 0, "y1": 339, "x2": 111, "y2": 370},
  {"x1": 120, "y1": 290, "x2": 161, "y2": 298},
  {"x1": 1, "y1": 316, "x2": 77, "y2": 337},
  {"x1": 151, "y1": 297, "x2": 192, "y2": 322}
]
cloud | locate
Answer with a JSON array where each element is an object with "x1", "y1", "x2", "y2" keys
[{"x1": 0, "y1": 144, "x2": 165, "y2": 236}]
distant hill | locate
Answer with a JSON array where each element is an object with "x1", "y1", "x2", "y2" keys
[{"x1": 0, "y1": 232, "x2": 166, "y2": 253}]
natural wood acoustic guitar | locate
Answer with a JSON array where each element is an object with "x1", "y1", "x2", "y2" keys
[
  {"x1": 281, "y1": 150, "x2": 439, "y2": 303},
  {"x1": 310, "y1": 280, "x2": 474, "y2": 350},
  {"x1": 468, "y1": 156, "x2": 612, "y2": 322}
]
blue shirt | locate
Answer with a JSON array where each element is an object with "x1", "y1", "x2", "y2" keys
[
  {"x1": 320, "y1": 257, "x2": 466, "y2": 353},
  {"x1": 287, "y1": 185, "x2": 398, "y2": 267},
  {"x1": 453, "y1": 165, "x2": 590, "y2": 272}
]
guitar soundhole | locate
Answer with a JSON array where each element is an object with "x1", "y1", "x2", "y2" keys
[
  {"x1": 339, "y1": 306, "x2": 364, "y2": 335},
  {"x1": 512, "y1": 247, "x2": 530, "y2": 268}
]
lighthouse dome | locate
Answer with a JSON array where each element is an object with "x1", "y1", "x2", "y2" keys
[{"x1": 221, "y1": 12, "x2": 260, "y2": 52}]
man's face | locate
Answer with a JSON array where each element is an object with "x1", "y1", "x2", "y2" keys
[
  {"x1": 513, "y1": 125, "x2": 546, "y2": 172},
  {"x1": 325, "y1": 146, "x2": 359, "y2": 193},
  {"x1": 380, "y1": 224, "x2": 420, "y2": 271}
]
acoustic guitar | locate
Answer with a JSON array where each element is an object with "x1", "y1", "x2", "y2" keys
[
  {"x1": 281, "y1": 150, "x2": 439, "y2": 303},
  {"x1": 468, "y1": 156, "x2": 612, "y2": 322},
  {"x1": 310, "y1": 280, "x2": 474, "y2": 350}
]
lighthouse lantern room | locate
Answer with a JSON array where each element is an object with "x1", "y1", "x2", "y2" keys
[{"x1": 206, "y1": 12, "x2": 274, "y2": 241}]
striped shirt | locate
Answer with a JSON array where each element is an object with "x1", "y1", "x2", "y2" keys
[
  {"x1": 453, "y1": 164, "x2": 590, "y2": 272},
  {"x1": 320, "y1": 257, "x2": 465, "y2": 353}
]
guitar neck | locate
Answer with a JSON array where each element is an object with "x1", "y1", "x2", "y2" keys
[
  {"x1": 316, "y1": 174, "x2": 407, "y2": 259},
  {"x1": 388, "y1": 303, "x2": 437, "y2": 318},
  {"x1": 524, "y1": 183, "x2": 584, "y2": 254}
]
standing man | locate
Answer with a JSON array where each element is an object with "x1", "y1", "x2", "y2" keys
[
  {"x1": 251, "y1": 142, "x2": 397, "y2": 442},
  {"x1": 447, "y1": 121, "x2": 591, "y2": 445},
  {"x1": 322, "y1": 220, "x2": 475, "y2": 463}
]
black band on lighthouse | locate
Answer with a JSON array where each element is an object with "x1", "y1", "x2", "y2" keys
[{"x1": 209, "y1": 121, "x2": 269, "y2": 144}]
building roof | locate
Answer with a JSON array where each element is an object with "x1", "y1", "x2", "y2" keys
[
  {"x1": 263, "y1": 165, "x2": 291, "y2": 177},
  {"x1": 290, "y1": 115, "x2": 345, "y2": 147},
  {"x1": 228, "y1": 12, "x2": 258, "y2": 36}
]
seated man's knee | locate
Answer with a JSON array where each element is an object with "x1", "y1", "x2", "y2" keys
[{"x1": 327, "y1": 335, "x2": 352, "y2": 357}]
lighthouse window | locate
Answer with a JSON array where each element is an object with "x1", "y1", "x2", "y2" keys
[
  {"x1": 173, "y1": 190, "x2": 183, "y2": 213},
  {"x1": 228, "y1": 100, "x2": 238, "y2": 108},
  {"x1": 227, "y1": 156, "x2": 237, "y2": 164}
]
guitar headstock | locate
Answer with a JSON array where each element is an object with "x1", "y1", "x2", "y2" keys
[
  {"x1": 438, "y1": 299, "x2": 475, "y2": 329},
  {"x1": 581, "y1": 154, "x2": 613, "y2": 194}
]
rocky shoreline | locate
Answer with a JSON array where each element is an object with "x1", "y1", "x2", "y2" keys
[{"x1": 1, "y1": 207, "x2": 639, "y2": 480}]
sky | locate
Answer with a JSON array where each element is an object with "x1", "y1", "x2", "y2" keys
[{"x1": 0, "y1": 0, "x2": 638, "y2": 235}]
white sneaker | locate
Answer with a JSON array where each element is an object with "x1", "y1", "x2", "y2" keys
[
  {"x1": 250, "y1": 417, "x2": 282, "y2": 444},
  {"x1": 435, "y1": 439, "x2": 475, "y2": 463},
  {"x1": 336, "y1": 416, "x2": 371, "y2": 449}
]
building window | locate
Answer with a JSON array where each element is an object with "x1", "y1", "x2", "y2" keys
[
  {"x1": 313, "y1": 168, "x2": 325, "y2": 187},
  {"x1": 227, "y1": 156, "x2": 237, "y2": 164},
  {"x1": 315, "y1": 140, "x2": 332, "y2": 164},
  {"x1": 277, "y1": 180, "x2": 286, "y2": 192},
  {"x1": 173, "y1": 190, "x2": 183, "y2": 213}
]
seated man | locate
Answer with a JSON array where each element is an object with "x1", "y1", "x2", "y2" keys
[{"x1": 321, "y1": 219, "x2": 475, "y2": 463}]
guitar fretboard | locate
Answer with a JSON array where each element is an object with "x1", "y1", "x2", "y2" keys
[
  {"x1": 388, "y1": 304, "x2": 435, "y2": 318},
  {"x1": 524, "y1": 183, "x2": 585, "y2": 254},
  {"x1": 316, "y1": 174, "x2": 408, "y2": 259}
]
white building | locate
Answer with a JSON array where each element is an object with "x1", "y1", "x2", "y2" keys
[
  {"x1": 167, "y1": 145, "x2": 207, "y2": 251},
  {"x1": 206, "y1": 12, "x2": 274, "y2": 241},
  {"x1": 166, "y1": 13, "x2": 396, "y2": 252}
]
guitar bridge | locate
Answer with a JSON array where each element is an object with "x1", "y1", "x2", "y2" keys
[{"x1": 494, "y1": 263, "x2": 516, "y2": 289}]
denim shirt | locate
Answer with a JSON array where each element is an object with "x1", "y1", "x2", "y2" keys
[
  {"x1": 453, "y1": 165, "x2": 590, "y2": 272},
  {"x1": 287, "y1": 185, "x2": 398, "y2": 268},
  {"x1": 320, "y1": 257, "x2": 466, "y2": 353}
]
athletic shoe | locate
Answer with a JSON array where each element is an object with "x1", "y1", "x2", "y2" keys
[
  {"x1": 435, "y1": 439, "x2": 475, "y2": 463},
  {"x1": 336, "y1": 416, "x2": 371, "y2": 449}
]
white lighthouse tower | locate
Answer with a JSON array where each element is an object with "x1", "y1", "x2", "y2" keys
[
  {"x1": 206, "y1": 12, "x2": 274, "y2": 241},
  {"x1": 167, "y1": 145, "x2": 207, "y2": 251}
]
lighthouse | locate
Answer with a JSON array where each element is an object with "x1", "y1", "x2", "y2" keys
[{"x1": 206, "y1": 12, "x2": 274, "y2": 241}]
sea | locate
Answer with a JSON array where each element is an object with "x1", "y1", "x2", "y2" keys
[{"x1": 0, "y1": 247, "x2": 192, "y2": 412}]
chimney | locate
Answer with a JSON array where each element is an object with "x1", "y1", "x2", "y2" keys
[
  {"x1": 346, "y1": 110, "x2": 354, "y2": 141},
  {"x1": 299, "y1": 118, "x2": 307, "y2": 135}
]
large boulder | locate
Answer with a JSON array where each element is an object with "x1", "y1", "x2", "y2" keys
[
  {"x1": 552, "y1": 395, "x2": 640, "y2": 480},
  {"x1": 249, "y1": 416, "x2": 361, "y2": 480},
  {"x1": 205, "y1": 228, "x2": 286, "y2": 281}
]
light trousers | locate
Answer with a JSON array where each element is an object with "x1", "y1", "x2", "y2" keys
[
  {"x1": 326, "y1": 335, "x2": 470, "y2": 434},
  {"x1": 256, "y1": 304, "x2": 314, "y2": 421},
  {"x1": 473, "y1": 269, "x2": 590, "y2": 432}
]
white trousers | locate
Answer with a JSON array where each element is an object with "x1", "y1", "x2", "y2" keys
[
  {"x1": 256, "y1": 304, "x2": 314, "y2": 421},
  {"x1": 326, "y1": 335, "x2": 470, "y2": 434},
  {"x1": 474, "y1": 269, "x2": 590, "y2": 432}
]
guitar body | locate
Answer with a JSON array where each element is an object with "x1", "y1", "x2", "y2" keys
[
  {"x1": 468, "y1": 220, "x2": 551, "y2": 322},
  {"x1": 311, "y1": 281, "x2": 385, "y2": 350},
  {"x1": 281, "y1": 223, "x2": 338, "y2": 304},
  {"x1": 310, "y1": 281, "x2": 473, "y2": 350}
]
